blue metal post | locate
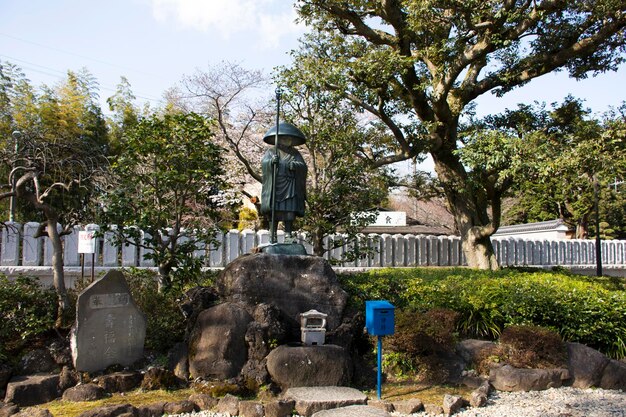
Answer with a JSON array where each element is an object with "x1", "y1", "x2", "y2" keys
[{"x1": 377, "y1": 335, "x2": 382, "y2": 399}]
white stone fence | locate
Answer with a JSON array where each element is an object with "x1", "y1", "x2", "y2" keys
[{"x1": 1, "y1": 222, "x2": 625, "y2": 271}]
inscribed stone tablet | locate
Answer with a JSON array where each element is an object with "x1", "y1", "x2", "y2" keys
[{"x1": 70, "y1": 270, "x2": 146, "y2": 372}]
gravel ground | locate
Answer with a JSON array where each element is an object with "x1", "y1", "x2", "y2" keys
[
  {"x1": 166, "y1": 387, "x2": 626, "y2": 417},
  {"x1": 400, "y1": 387, "x2": 626, "y2": 417}
]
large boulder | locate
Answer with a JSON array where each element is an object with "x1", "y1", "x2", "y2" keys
[
  {"x1": 215, "y1": 254, "x2": 348, "y2": 340},
  {"x1": 391, "y1": 399, "x2": 423, "y2": 414},
  {"x1": 62, "y1": 383, "x2": 107, "y2": 402},
  {"x1": 0, "y1": 364, "x2": 12, "y2": 390},
  {"x1": 167, "y1": 342, "x2": 189, "y2": 382},
  {"x1": 215, "y1": 394, "x2": 240, "y2": 415},
  {"x1": 0, "y1": 403, "x2": 19, "y2": 417},
  {"x1": 188, "y1": 393, "x2": 218, "y2": 410},
  {"x1": 16, "y1": 349, "x2": 58, "y2": 375},
  {"x1": 76, "y1": 404, "x2": 137, "y2": 417},
  {"x1": 266, "y1": 345, "x2": 352, "y2": 389},
  {"x1": 489, "y1": 365, "x2": 569, "y2": 392},
  {"x1": 140, "y1": 367, "x2": 180, "y2": 390},
  {"x1": 443, "y1": 394, "x2": 467, "y2": 416},
  {"x1": 567, "y1": 342, "x2": 610, "y2": 388},
  {"x1": 63, "y1": 384, "x2": 107, "y2": 402},
  {"x1": 264, "y1": 400, "x2": 295, "y2": 417},
  {"x1": 95, "y1": 371, "x2": 142, "y2": 393},
  {"x1": 456, "y1": 339, "x2": 497, "y2": 364},
  {"x1": 136, "y1": 402, "x2": 166, "y2": 417},
  {"x1": 188, "y1": 302, "x2": 253, "y2": 379},
  {"x1": 239, "y1": 401, "x2": 264, "y2": 417},
  {"x1": 599, "y1": 359, "x2": 626, "y2": 390},
  {"x1": 58, "y1": 365, "x2": 80, "y2": 392},
  {"x1": 12, "y1": 408, "x2": 53, "y2": 417},
  {"x1": 4, "y1": 374, "x2": 60, "y2": 407},
  {"x1": 163, "y1": 401, "x2": 197, "y2": 414}
]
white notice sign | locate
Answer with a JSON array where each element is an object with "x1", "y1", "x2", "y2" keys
[
  {"x1": 373, "y1": 212, "x2": 407, "y2": 226},
  {"x1": 78, "y1": 231, "x2": 96, "y2": 254}
]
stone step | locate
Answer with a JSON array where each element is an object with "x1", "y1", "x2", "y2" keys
[
  {"x1": 312, "y1": 405, "x2": 391, "y2": 417},
  {"x1": 284, "y1": 386, "x2": 368, "y2": 417}
]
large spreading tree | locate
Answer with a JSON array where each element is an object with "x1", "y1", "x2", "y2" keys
[{"x1": 293, "y1": 0, "x2": 626, "y2": 268}]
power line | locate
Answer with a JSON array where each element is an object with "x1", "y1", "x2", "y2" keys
[
  {"x1": 0, "y1": 54, "x2": 165, "y2": 105},
  {"x1": 0, "y1": 32, "x2": 159, "y2": 78}
]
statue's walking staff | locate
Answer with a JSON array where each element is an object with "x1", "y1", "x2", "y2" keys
[
  {"x1": 270, "y1": 88, "x2": 281, "y2": 244},
  {"x1": 259, "y1": 89, "x2": 307, "y2": 253}
]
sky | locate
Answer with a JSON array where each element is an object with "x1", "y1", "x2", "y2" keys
[
  {"x1": 1, "y1": 0, "x2": 625, "y2": 122},
  {"x1": 0, "y1": 0, "x2": 305, "y2": 108}
]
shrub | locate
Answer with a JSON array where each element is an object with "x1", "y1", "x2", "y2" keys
[
  {"x1": 0, "y1": 274, "x2": 57, "y2": 360},
  {"x1": 498, "y1": 325, "x2": 567, "y2": 369},
  {"x1": 386, "y1": 309, "x2": 459, "y2": 356},
  {"x1": 382, "y1": 308, "x2": 460, "y2": 383},
  {"x1": 338, "y1": 268, "x2": 626, "y2": 358},
  {"x1": 121, "y1": 268, "x2": 186, "y2": 353}
]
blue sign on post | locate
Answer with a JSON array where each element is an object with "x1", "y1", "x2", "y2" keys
[{"x1": 365, "y1": 300, "x2": 395, "y2": 399}]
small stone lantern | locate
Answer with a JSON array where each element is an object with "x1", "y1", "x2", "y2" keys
[{"x1": 300, "y1": 309, "x2": 327, "y2": 346}]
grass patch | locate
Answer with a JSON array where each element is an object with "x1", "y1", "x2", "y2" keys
[
  {"x1": 365, "y1": 382, "x2": 473, "y2": 404},
  {"x1": 37, "y1": 388, "x2": 194, "y2": 417}
]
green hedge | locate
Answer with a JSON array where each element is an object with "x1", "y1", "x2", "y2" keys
[{"x1": 338, "y1": 268, "x2": 626, "y2": 359}]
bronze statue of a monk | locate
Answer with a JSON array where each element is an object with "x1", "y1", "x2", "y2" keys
[{"x1": 260, "y1": 123, "x2": 307, "y2": 239}]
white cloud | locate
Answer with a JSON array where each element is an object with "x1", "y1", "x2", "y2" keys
[{"x1": 149, "y1": 0, "x2": 305, "y2": 47}]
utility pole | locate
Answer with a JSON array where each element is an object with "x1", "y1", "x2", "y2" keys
[
  {"x1": 593, "y1": 176, "x2": 602, "y2": 277},
  {"x1": 8, "y1": 131, "x2": 21, "y2": 222}
]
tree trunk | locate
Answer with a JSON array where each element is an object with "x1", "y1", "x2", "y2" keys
[
  {"x1": 312, "y1": 226, "x2": 325, "y2": 257},
  {"x1": 14, "y1": 172, "x2": 71, "y2": 326},
  {"x1": 432, "y1": 148, "x2": 499, "y2": 270},
  {"x1": 46, "y1": 218, "x2": 70, "y2": 327},
  {"x1": 157, "y1": 263, "x2": 172, "y2": 293},
  {"x1": 576, "y1": 214, "x2": 589, "y2": 239}
]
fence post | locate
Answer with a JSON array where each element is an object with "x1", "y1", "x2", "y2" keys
[
  {"x1": 532, "y1": 241, "x2": 542, "y2": 266},
  {"x1": 102, "y1": 226, "x2": 120, "y2": 267},
  {"x1": 393, "y1": 234, "x2": 405, "y2": 267},
  {"x1": 43, "y1": 223, "x2": 63, "y2": 266},
  {"x1": 22, "y1": 222, "x2": 42, "y2": 266},
  {"x1": 417, "y1": 235, "x2": 428, "y2": 266},
  {"x1": 367, "y1": 234, "x2": 380, "y2": 267},
  {"x1": 207, "y1": 230, "x2": 223, "y2": 267},
  {"x1": 121, "y1": 227, "x2": 139, "y2": 267},
  {"x1": 496, "y1": 238, "x2": 504, "y2": 266},
  {"x1": 225, "y1": 229, "x2": 240, "y2": 264},
  {"x1": 427, "y1": 236, "x2": 439, "y2": 266},
  {"x1": 492, "y1": 239, "x2": 501, "y2": 265},
  {"x1": 300, "y1": 232, "x2": 314, "y2": 255},
  {"x1": 379, "y1": 234, "x2": 392, "y2": 267},
  {"x1": 241, "y1": 229, "x2": 255, "y2": 255},
  {"x1": 525, "y1": 240, "x2": 534, "y2": 265},
  {"x1": 437, "y1": 236, "x2": 450, "y2": 266},
  {"x1": 139, "y1": 231, "x2": 155, "y2": 267},
  {"x1": 1, "y1": 222, "x2": 22, "y2": 266},
  {"x1": 64, "y1": 226, "x2": 81, "y2": 267},
  {"x1": 617, "y1": 241, "x2": 625, "y2": 265},
  {"x1": 405, "y1": 234, "x2": 416, "y2": 266}
]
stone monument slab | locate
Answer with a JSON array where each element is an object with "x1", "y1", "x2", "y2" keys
[{"x1": 70, "y1": 270, "x2": 146, "y2": 372}]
